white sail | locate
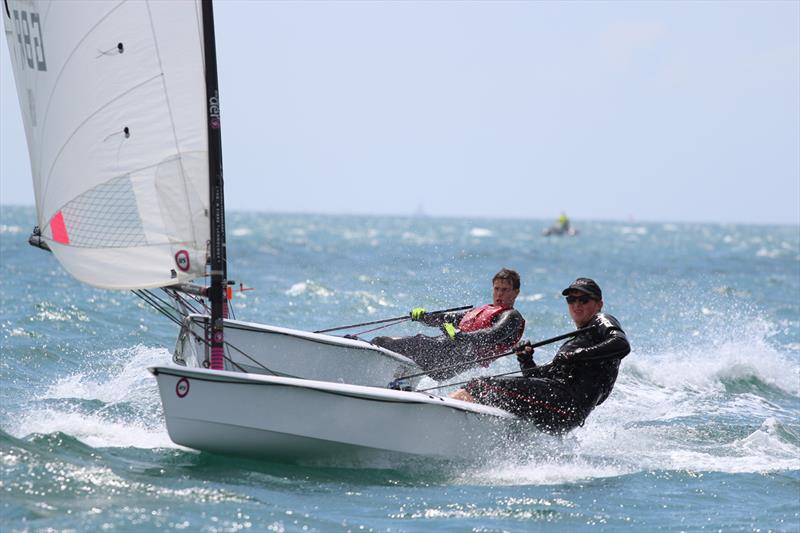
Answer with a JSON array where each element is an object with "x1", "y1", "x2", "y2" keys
[{"x1": 3, "y1": 0, "x2": 210, "y2": 289}]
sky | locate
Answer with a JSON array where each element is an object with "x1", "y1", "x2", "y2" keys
[{"x1": 1, "y1": 0, "x2": 798, "y2": 225}]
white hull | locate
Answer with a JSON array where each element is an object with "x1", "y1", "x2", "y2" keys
[
  {"x1": 174, "y1": 314, "x2": 422, "y2": 388},
  {"x1": 150, "y1": 365, "x2": 519, "y2": 462}
]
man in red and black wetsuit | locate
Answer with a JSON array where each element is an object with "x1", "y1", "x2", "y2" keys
[
  {"x1": 372, "y1": 268, "x2": 525, "y2": 381},
  {"x1": 451, "y1": 277, "x2": 630, "y2": 433}
]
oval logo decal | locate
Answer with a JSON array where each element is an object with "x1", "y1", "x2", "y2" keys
[
  {"x1": 176, "y1": 377, "x2": 190, "y2": 398},
  {"x1": 175, "y1": 250, "x2": 190, "y2": 272}
]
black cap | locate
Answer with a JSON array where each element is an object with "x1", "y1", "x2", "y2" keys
[{"x1": 562, "y1": 278, "x2": 602, "y2": 299}]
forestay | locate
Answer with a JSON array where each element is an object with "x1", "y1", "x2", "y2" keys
[{"x1": 3, "y1": 1, "x2": 210, "y2": 289}]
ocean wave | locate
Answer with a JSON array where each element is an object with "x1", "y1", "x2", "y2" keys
[
  {"x1": 31, "y1": 302, "x2": 90, "y2": 323},
  {"x1": 0, "y1": 429, "x2": 248, "y2": 510},
  {"x1": 625, "y1": 339, "x2": 799, "y2": 398},
  {"x1": 285, "y1": 280, "x2": 334, "y2": 298},
  {"x1": 346, "y1": 290, "x2": 393, "y2": 315},
  {"x1": 733, "y1": 417, "x2": 800, "y2": 456},
  {"x1": 230, "y1": 227, "x2": 252, "y2": 237},
  {"x1": 400, "y1": 231, "x2": 436, "y2": 245},
  {"x1": 469, "y1": 228, "x2": 493, "y2": 238},
  {"x1": 5, "y1": 346, "x2": 175, "y2": 450}
]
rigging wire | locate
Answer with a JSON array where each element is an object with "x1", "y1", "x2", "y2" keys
[
  {"x1": 138, "y1": 288, "x2": 278, "y2": 375},
  {"x1": 144, "y1": 288, "x2": 189, "y2": 319},
  {"x1": 163, "y1": 287, "x2": 208, "y2": 315},
  {"x1": 350, "y1": 318, "x2": 409, "y2": 337},
  {"x1": 132, "y1": 290, "x2": 183, "y2": 327}
]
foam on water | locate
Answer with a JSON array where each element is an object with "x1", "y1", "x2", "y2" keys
[
  {"x1": 16, "y1": 410, "x2": 174, "y2": 450},
  {"x1": 285, "y1": 280, "x2": 334, "y2": 298},
  {"x1": 400, "y1": 231, "x2": 436, "y2": 245},
  {"x1": 44, "y1": 345, "x2": 165, "y2": 402},
  {"x1": 632, "y1": 320, "x2": 799, "y2": 398},
  {"x1": 231, "y1": 227, "x2": 252, "y2": 237},
  {"x1": 469, "y1": 228, "x2": 493, "y2": 238},
  {"x1": 464, "y1": 414, "x2": 799, "y2": 487},
  {"x1": 458, "y1": 452, "x2": 635, "y2": 487},
  {"x1": 346, "y1": 290, "x2": 392, "y2": 314},
  {"x1": 9, "y1": 345, "x2": 177, "y2": 450}
]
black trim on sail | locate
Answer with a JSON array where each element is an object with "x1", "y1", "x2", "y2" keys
[{"x1": 202, "y1": 0, "x2": 227, "y2": 370}]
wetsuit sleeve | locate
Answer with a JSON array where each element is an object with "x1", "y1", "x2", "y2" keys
[
  {"x1": 570, "y1": 314, "x2": 630, "y2": 362},
  {"x1": 519, "y1": 356, "x2": 538, "y2": 377},
  {"x1": 454, "y1": 309, "x2": 524, "y2": 351},
  {"x1": 418, "y1": 309, "x2": 468, "y2": 328}
]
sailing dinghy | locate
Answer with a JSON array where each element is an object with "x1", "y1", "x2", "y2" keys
[{"x1": 4, "y1": 0, "x2": 520, "y2": 461}]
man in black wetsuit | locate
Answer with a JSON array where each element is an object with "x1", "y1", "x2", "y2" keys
[
  {"x1": 450, "y1": 277, "x2": 630, "y2": 433},
  {"x1": 372, "y1": 268, "x2": 526, "y2": 381}
]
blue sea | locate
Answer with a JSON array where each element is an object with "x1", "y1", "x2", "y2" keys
[{"x1": 1, "y1": 205, "x2": 798, "y2": 532}]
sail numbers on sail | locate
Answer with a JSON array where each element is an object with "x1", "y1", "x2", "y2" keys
[{"x1": 9, "y1": 9, "x2": 47, "y2": 71}]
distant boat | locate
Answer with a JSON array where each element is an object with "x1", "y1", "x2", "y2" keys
[
  {"x1": 542, "y1": 225, "x2": 579, "y2": 237},
  {"x1": 543, "y1": 213, "x2": 578, "y2": 236}
]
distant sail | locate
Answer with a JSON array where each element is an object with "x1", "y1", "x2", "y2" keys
[{"x1": 3, "y1": 1, "x2": 210, "y2": 289}]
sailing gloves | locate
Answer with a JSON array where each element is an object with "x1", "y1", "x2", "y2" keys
[
  {"x1": 410, "y1": 307, "x2": 426, "y2": 321},
  {"x1": 410, "y1": 307, "x2": 456, "y2": 339}
]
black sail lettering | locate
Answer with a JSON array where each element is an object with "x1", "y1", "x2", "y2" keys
[
  {"x1": 12, "y1": 10, "x2": 24, "y2": 66},
  {"x1": 20, "y1": 10, "x2": 34, "y2": 69},
  {"x1": 31, "y1": 12, "x2": 46, "y2": 71}
]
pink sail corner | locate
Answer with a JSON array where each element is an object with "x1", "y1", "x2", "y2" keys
[{"x1": 50, "y1": 211, "x2": 70, "y2": 244}]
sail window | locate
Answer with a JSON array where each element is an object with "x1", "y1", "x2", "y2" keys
[{"x1": 57, "y1": 176, "x2": 147, "y2": 248}]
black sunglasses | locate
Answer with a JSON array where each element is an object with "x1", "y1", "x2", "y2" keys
[{"x1": 566, "y1": 295, "x2": 594, "y2": 305}]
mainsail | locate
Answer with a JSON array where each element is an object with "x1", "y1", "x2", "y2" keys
[{"x1": 3, "y1": 0, "x2": 210, "y2": 289}]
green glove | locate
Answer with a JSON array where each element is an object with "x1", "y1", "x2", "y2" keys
[
  {"x1": 410, "y1": 307, "x2": 426, "y2": 321},
  {"x1": 442, "y1": 322, "x2": 457, "y2": 340}
]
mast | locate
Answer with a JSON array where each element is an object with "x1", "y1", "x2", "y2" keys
[{"x1": 201, "y1": 0, "x2": 227, "y2": 370}]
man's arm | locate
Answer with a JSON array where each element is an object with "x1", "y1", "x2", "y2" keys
[
  {"x1": 515, "y1": 342, "x2": 539, "y2": 377},
  {"x1": 558, "y1": 314, "x2": 630, "y2": 363},
  {"x1": 567, "y1": 330, "x2": 630, "y2": 361},
  {"x1": 417, "y1": 309, "x2": 468, "y2": 328}
]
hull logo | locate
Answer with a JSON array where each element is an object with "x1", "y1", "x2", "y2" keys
[{"x1": 176, "y1": 377, "x2": 190, "y2": 398}]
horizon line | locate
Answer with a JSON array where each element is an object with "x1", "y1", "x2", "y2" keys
[{"x1": 0, "y1": 202, "x2": 797, "y2": 228}]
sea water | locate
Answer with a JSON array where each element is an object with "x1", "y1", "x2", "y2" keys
[{"x1": 1, "y1": 205, "x2": 798, "y2": 532}]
